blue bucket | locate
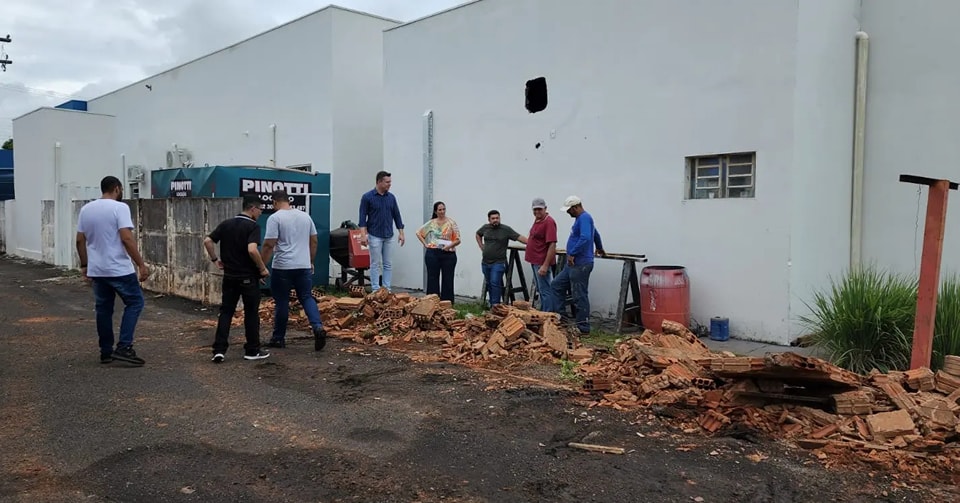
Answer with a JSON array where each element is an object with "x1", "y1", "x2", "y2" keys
[{"x1": 710, "y1": 317, "x2": 729, "y2": 341}]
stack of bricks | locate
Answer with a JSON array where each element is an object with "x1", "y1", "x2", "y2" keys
[
  {"x1": 943, "y1": 355, "x2": 960, "y2": 378},
  {"x1": 254, "y1": 288, "x2": 593, "y2": 362},
  {"x1": 573, "y1": 318, "x2": 960, "y2": 463},
  {"x1": 442, "y1": 303, "x2": 581, "y2": 363},
  {"x1": 832, "y1": 390, "x2": 875, "y2": 415},
  {"x1": 905, "y1": 367, "x2": 937, "y2": 392}
]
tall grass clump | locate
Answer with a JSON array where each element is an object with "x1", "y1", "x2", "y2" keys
[
  {"x1": 933, "y1": 275, "x2": 960, "y2": 370},
  {"x1": 800, "y1": 266, "x2": 916, "y2": 374}
]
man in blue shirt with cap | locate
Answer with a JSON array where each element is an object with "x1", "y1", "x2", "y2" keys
[{"x1": 550, "y1": 195, "x2": 605, "y2": 334}]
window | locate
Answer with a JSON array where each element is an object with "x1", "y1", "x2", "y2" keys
[
  {"x1": 525, "y1": 77, "x2": 547, "y2": 113},
  {"x1": 685, "y1": 152, "x2": 756, "y2": 200}
]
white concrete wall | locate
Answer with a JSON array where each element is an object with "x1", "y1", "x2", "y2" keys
[
  {"x1": 861, "y1": 0, "x2": 960, "y2": 280},
  {"x1": 787, "y1": 0, "x2": 862, "y2": 338},
  {"x1": 384, "y1": 0, "x2": 807, "y2": 342},
  {"x1": 86, "y1": 6, "x2": 398, "y2": 237},
  {"x1": 11, "y1": 108, "x2": 116, "y2": 262},
  {"x1": 330, "y1": 9, "x2": 399, "y2": 226}
]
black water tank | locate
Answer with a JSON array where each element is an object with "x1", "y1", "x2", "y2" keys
[{"x1": 329, "y1": 220, "x2": 359, "y2": 268}]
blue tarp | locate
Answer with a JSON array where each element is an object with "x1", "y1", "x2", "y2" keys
[{"x1": 0, "y1": 150, "x2": 13, "y2": 201}]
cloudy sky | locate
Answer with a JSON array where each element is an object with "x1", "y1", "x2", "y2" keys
[{"x1": 0, "y1": 0, "x2": 464, "y2": 141}]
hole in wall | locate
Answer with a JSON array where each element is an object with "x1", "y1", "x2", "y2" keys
[
  {"x1": 525, "y1": 77, "x2": 547, "y2": 113},
  {"x1": 535, "y1": 143, "x2": 541, "y2": 149}
]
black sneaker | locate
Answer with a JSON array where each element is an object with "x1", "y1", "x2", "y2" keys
[
  {"x1": 243, "y1": 350, "x2": 270, "y2": 361},
  {"x1": 100, "y1": 353, "x2": 113, "y2": 364},
  {"x1": 211, "y1": 353, "x2": 225, "y2": 363},
  {"x1": 313, "y1": 327, "x2": 327, "y2": 351},
  {"x1": 266, "y1": 339, "x2": 285, "y2": 348},
  {"x1": 112, "y1": 346, "x2": 145, "y2": 366}
]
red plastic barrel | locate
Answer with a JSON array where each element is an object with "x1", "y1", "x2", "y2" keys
[{"x1": 640, "y1": 266, "x2": 691, "y2": 332}]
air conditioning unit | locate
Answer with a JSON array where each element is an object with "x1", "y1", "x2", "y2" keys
[
  {"x1": 179, "y1": 148, "x2": 194, "y2": 166},
  {"x1": 127, "y1": 165, "x2": 146, "y2": 182},
  {"x1": 166, "y1": 147, "x2": 194, "y2": 168}
]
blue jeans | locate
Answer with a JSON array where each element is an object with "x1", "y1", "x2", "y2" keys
[
  {"x1": 550, "y1": 262, "x2": 594, "y2": 332},
  {"x1": 481, "y1": 262, "x2": 506, "y2": 306},
  {"x1": 530, "y1": 264, "x2": 555, "y2": 312},
  {"x1": 270, "y1": 268, "x2": 323, "y2": 342},
  {"x1": 92, "y1": 274, "x2": 145, "y2": 355},
  {"x1": 368, "y1": 235, "x2": 395, "y2": 291}
]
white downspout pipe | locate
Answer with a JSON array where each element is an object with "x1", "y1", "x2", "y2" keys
[
  {"x1": 269, "y1": 124, "x2": 277, "y2": 168},
  {"x1": 851, "y1": 31, "x2": 869, "y2": 270},
  {"x1": 53, "y1": 141, "x2": 63, "y2": 266},
  {"x1": 121, "y1": 153, "x2": 127, "y2": 190},
  {"x1": 53, "y1": 142, "x2": 62, "y2": 193}
]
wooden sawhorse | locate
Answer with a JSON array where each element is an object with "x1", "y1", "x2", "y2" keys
[{"x1": 551, "y1": 250, "x2": 647, "y2": 334}]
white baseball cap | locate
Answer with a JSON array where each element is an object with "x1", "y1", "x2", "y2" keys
[{"x1": 561, "y1": 195, "x2": 582, "y2": 211}]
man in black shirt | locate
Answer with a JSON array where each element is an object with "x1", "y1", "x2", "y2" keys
[{"x1": 204, "y1": 196, "x2": 271, "y2": 362}]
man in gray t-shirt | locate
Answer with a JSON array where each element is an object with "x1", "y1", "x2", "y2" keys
[
  {"x1": 260, "y1": 189, "x2": 327, "y2": 351},
  {"x1": 76, "y1": 175, "x2": 150, "y2": 366},
  {"x1": 475, "y1": 209, "x2": 527, "y2": 307}
]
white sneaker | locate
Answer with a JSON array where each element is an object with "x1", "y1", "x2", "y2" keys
[
  {"x1": 243, "y1": 351, "x2": 270, "y2": 361},
  {"x1": 211, "y1": 353, "x2": 225, "y2": 363}
]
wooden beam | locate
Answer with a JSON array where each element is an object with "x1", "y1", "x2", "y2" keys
[
  {"x1": 899, "y1": 174, "x2": 959, "y2": 190},
  {"x1": 898, "y1": 176, "x2": 956, "y2": 369},
  {"x1": 567, "y1": 442, "x2": 626, "y2": 455}
]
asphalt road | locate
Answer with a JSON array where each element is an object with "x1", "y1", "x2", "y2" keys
[{"x1": 0, "y1": 255, "x2": 947, "y2": 502}]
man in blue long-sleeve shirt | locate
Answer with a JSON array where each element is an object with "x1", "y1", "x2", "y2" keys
[
  {"x1": 358, "y1": 171, "x2": 405, "y2": 292},
  {"x1": 550, "y1": 195, "x2": 605, "y2": 334}
]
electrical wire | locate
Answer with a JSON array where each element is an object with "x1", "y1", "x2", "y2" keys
[
  {"x1": 0, "y1": 82, "x2": 78, "y2": 99},
  {"x1": 914, "y1": 185, "x2": 922, "y2": 273},
  {"x1": 0, "y1": 83, "x2": 80, "y2": 141}
]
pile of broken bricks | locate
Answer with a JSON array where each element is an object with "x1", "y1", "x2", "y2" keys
[
  {"x1": 236, "y1": 290, "x2": 960, "y2": 478},
  {"x1": 234, "y1": 288, "x2": 591, "y2": 363},
  {"x1": 576, "y1": 320, "x2": 960, "y2": 479}
]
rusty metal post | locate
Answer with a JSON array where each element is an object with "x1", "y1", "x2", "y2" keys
[{"x1": 899, "y1": 175, "x2": 958, "y2": 369}]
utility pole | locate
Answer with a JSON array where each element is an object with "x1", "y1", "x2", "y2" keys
[{"x1": 1, "y1": 34, "x2": 12, "y2": 72}]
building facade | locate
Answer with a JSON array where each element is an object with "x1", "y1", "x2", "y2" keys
[
  {"x1": 6, "y1": 0, "x2": 960, "y2": 344},
  {"x1": 10, "y1": 5, "x2": 398, "y2": 268},
  {"x1": 381, "y1": 0, "x2": 960, "y2": 344}
]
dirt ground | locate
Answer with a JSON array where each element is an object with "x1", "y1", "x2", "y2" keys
[{"x1": 0, "y1": 255, "x2": 955, "y2": 502}]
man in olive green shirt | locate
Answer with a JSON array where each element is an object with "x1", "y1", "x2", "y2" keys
[{"x1": 475, "y1": 210, "x2": 527, "y2": 306}]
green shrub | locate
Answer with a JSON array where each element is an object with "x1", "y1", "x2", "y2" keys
[
  {"x1": 933, "y1": 275, "x2": 960, "y2": 370},
  {"x1": 454, "y1": 301, "x2": 486, "y2": 319},
  {"x1": 799, "y1": 265, "x2": 916, "y2": 374}
]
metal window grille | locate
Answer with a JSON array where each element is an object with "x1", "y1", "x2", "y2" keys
[{"x1": 688, "y1": 153, "x2": 755, "y2": 199}]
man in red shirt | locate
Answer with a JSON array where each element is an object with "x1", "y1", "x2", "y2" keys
[{"x1": 524, "y1": 197, "x2": 558, "y2": 312}]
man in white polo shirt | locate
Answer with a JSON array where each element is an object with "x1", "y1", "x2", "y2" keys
[
  {"x1": 260, "y1": 188, "x2": 327, "y2": 351},
  {"x1": 76, "y1": 175, "x2": 151, "y2": 366}
]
